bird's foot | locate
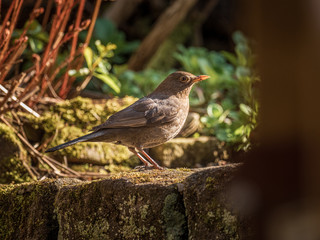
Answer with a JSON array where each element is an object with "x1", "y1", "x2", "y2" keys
[
  {"x1": 134, "y1": 165, "x2": 154, "y2": 171},
  {"x1": 153, "y1": 165, "x2": 166, "y2": 170},
  {"x1": 133, "y1": 165, "x2": 166, "y2": 171}
]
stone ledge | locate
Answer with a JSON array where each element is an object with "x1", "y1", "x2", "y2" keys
[
  {"x1": 149, "y1": 137, "x2": 228, "y2": 168},
  {"x1": 0, "y1": 164, "x2": 247, "y2": 240}
]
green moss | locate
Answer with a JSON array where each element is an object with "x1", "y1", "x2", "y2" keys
[
  {"x1": 162, "y1": 193, "x2": 187, "y2": 240},
  {"x1": 55, "y1": 182, "x2": 104, "y2": 239},
  {"x1": 0, "y1": 180, "x2": 60, "y2": 239},
  {"x1": 205, "y1": 176, "x2": 216, "y2": 188},
  {"x1": 51, "y1": 97, "x2": 104, "y2": 130},
  {"x1": 19, "y1": 96, "x2": 139, "y2": 170},
  {"x1": 103, "y1": 164, "x2": 134, "y2": 173},
  {"x1": 50, "y1": 96, "x2": 137, "y2": 131},
  {"x1": 57, "y1": 209, "x2": 110, "y2": 240},
  {"x1": 46, "y1": 125, "x2": 137, "y2": 167},
  {"x1": 69, "y1": 218, "x2": 110, "y2": 239},
  {"x1": 0, "y1": 157, "x2": 31, "y2": 184},
  {"x1": 118, "y1": 194, "x2": 156, "y2": 238},
  {"x1": 69, "y1": 162, "x2": 135, "y2": 174},
  {"x1": 103, "y1": 168, "x2": 194, "y2": 185},
  {"x1": 0, "y1": 123, "x2": 30, "y2": 184},
  {"x1": 21, "y1": 96, "x2": 137, "y2": 140},
  {"x1": 203, "y1": 200, "x2": 239, "y2": 240},
  {"x1": 0, "y1": 123, "x2": 20, "y2": 144}
]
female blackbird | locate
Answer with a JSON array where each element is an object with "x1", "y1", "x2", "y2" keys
[{"x1": 46, "y1": 71, "x2": 209, "y2": 169}]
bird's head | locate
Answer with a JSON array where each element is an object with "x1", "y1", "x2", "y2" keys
[{"x1": 151, "y1": 71, "x2": 210, "y2": 98}]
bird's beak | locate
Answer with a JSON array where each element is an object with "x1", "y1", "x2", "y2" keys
[{"x1": 193, "y1": 75, "x2": 210, "y2": 83}]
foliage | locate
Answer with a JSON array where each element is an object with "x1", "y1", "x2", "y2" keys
[
  {"x1": 113, "y1": 28, "x2": 258, "y2": 150},
  {"x1": 12, "y1": 20, "x2": 49, "y2": 56},
  {"x1": 79, "y1": 18, "x2": 140, "y2": 65},
  {"x1": 69, "y1": 40, "x2": 121, "y2": 94},
  {"x1": 0, "y1": 0, "x2": 98, "y2": 105},
  {"x1": 116, "y1": 69, "x2": 171, "y2": 98},
  {"x1": 174, "y1": 31, "x2": 259, "y2": 150},
  {"x1": 73, "y1": 18, "x2": 140, "y2": 95}
]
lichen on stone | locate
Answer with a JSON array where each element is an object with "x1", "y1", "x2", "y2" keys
[
  {"x1": 0, "y1": 123, "x2": 31, "y2": 184},
  {"x1": 162, "y1": 193, "x2": 188, "y2": 240},
  {"x1": 0, "y1": 179, "x2": 69, "y2": 239},
  {"x1": 118, "y1": 194, "x2": 156, "y2": 238},
  {"x1": 205, "y1": 201, "x2": 239, "y2": 240}
]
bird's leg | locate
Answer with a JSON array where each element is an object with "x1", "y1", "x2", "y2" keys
[
  {"x1": 138, "y1": 148, "x2": 164, "y2": 170},
  {"x1": 128, "y1": 147, "x2": 153, "y2": 168}
]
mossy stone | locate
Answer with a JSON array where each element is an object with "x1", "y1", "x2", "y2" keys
[
  {"x1": 162, "y1": 193, "x2": 188, "y2": 240},
  {"x1": 149, "y1": 136, "x2": 221, "y2": 168},
  {"x1": 54, "y1": 170, "x2": 194, "y2": 240},
  {"x1": 183, "y1": 165, "x2": 242, "y2": 240},
  {"x1": 0, "y1": 166, "x2": 250, "y2": 239},
  {"x1": 0, "y1": 123, "x2": 30, "y2": 184},
  {"x1": 0, "y1": 178, "x2": 81, "y2": 240},
  {"x1": 19, "y1": 96, "x2": 138, "y2": 169}
]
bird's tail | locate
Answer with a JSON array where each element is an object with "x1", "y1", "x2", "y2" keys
[{"x1": 45, "y1": 130, "x2": 105, "y2": 153}]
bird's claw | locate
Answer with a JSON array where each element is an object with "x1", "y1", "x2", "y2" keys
[
  {"x1": 134, "y1": 165, "x2": 154, "y2": 171},
  {"x1": 133, "y1": 165, "x2": 166, "y2": 171}
]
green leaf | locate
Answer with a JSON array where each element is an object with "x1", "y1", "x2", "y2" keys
[
  {"x1": 95, "y1": 40, "x2": 105, "y2": 55},
  {"x1": 93, "y1": 72, "x2": 120, "y2": 93},
  {"x1": 218, "y1": 109, "x2": 230, "y2": 123},
  {"x1": 234, "y1": 125, "x2": 245, "y2": 135},
  {"x1": 198, "y1": 58, "x2": 216, "y2": 79},
  {"x1": 239, "y1": 103, "x2": 252, "y2": 116},
  {"x1": 232, "y1": 31, "x2": 247, "y2": 45},
  {"x1": 84, "y1": 47, "x2": 93, "y2": 69},
  {"x1": 96, "y1": 61, "x2": 108, "y2": 74},
  {"x1": 207, "y1": 103, "x2": 223, "y2": 118},
  {"x1": 26, "y1": 20, "x2": 42, "y2": 35},
  {"x1": 35, "y1": 31, "x2": 49, "y2": 42},
  {"x1": 28, "y1": 38, "x2": 44, "y2": 53},
  {"x1": 221, "y1": 51, "x2": 238, "y2": 66}
]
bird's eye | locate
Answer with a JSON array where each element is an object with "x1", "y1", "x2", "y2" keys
[{"x1": 180, "y1": 76, "x2": 189, "y2": 82}]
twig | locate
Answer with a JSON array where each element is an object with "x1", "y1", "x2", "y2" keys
[
  {"x1": 74, "y1": 73, "x2": 93, "y2": 95},
  {"x1": 44, "y1": 155, "x2": 81, "y2": 176},
  {"x1": 42, "y1": 0, "x2": 53, "y2": 28},
  {"x1": 0, "y1": 39, "x2": 28, "y2": 84},
  {"x1": 0, "y1": 72, "x2": 26, "y2": 109},
  {"x1": 45, "y1": 76, "x2": 60, "y2": 98},
  {"x1": 22, "y1": 159, "x2": 38, "y2": 180},
  {"x1": 0, "y1": 0, "x2": 15, "y2": 42},
  {"x1": 37, "y1": 127, "x2": 57, "y2": 152},
  {"x1": 85, "y1": 0, "x2": 101, "y2": 47},
  {"x1": 12, "y1": 86, "x2": 40, "y2": 109},
  {"x1": 0, "y1": 115, "x2": 110, "y2": 180},
  {"x1": 0, "y1": 113, "x2": 39, "y2": 180},
  {"x1": 0, "y1": 0, "x2": 24, "y2": 60},
  {"x1": 64, "y1": 0, "x2": 102, "y2": 97},
  {"x1": 59, "y1": 0, "x2": 86, "y2": 98},
  {"x1": 0, "y1": 116, "x2": 82, "y2": 177},
  {"x1": 11, "y1": 110, "x2": 28, "y2": 140},
  {"x1": 0, "y1": 84, "x2": 40, "y2": 118}
]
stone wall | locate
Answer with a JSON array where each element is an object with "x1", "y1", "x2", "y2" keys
[{"x1": 0, "y1": 164, "x2": 250, "y2": 240}]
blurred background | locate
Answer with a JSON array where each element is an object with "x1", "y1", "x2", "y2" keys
[
  {"x1": 1, "y1": 0, "x2": 320, "y2": 239},
  {"x1": 0, "y1": 0, "x2": 258, "y2": 177}
]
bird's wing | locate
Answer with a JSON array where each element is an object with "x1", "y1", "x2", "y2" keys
[{"x1": 91, "y1": 97, "x2": 180, "y2": 131}]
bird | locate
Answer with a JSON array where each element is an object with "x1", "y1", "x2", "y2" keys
[{"x1": 45, "y1": 71, "x2": 209, "y2": 170}]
